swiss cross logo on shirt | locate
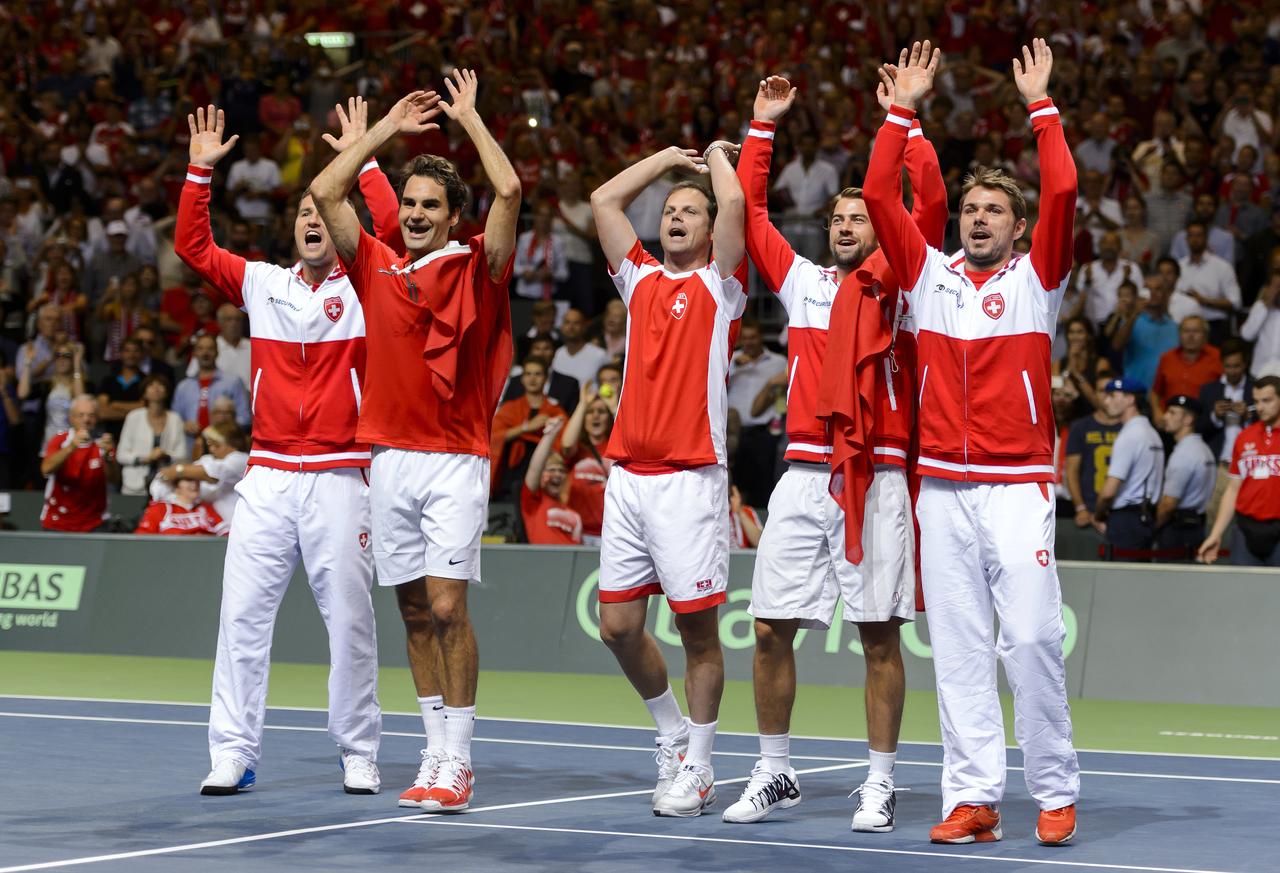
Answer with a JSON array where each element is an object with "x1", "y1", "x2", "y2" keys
[
  {"x1": 671, "y1": 292, "x2": 688, "y2": 320},
  {"x1": 358, "y1": 531, "x2": 369, "y2": 550},
  {"x1": 982, "y1": 293, "x2": 1005, "y2": 319},
  {"x1": 695, "y1": 579, "x2": 713, "y2": 591},
  {"x1": 324, "y1": 297, "x2": 344, "y2": 322},
  {"x1": 1036, "y1": 549, "x2": 1050, "y2": 567}
]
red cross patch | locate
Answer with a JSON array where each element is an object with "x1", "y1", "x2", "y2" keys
[
  {"x1": 1036, "y1": 549, "x2": 1049, "y2": 567},
  {"x1": 671, "y1": 292, "x2": 688, "y2": 320},
  {"x1": 982, "y1": 293, "x2": 1004, "y2": 319},
  {"x1": 324, "y1": 296, "x2": 344, "y2": 322},
  {"x1": 358, "y1": 531, "x2": 369, "y2": 550}
]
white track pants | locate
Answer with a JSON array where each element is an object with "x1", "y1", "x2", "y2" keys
[
  {"x1": 209, "y1": 466, "x2": 381, "y2": 768},
  {"x1": 916, "y1": 478, "x2": 1079, "y2": 816}
]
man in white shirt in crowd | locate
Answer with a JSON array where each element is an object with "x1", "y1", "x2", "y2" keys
[
  {"x1": 550, "y1": 308, "x2": 609, "y2": 390},
  {"x1": 1219, "y1": 86, "x2": 1273, "y2": 160},
  {"x1": 1076, "y1": 169, "x2": 1122, "y2": 247},
  {"x1": 1155, "y1": 395, "x2": 1216, "y2": 559},
  {"x1": 1241, "y1": 271, "x2": 1280, "y2": 377},
  {"x1": 1172, "y1": 220, "x2": 1242, "y2": 345},
  {"x1": 225, "y1": 136, "x2": 281, "y2": 225},
  {"x1": 1170, "y1": 195, "x2": 1235, "y2": 263},
  {"x1": 512, "y1": 202, "x2": 568, "y2": 301},
  {"x1": 1079, "y1": 230, "x2": 1141, "y2": 328},
  {"x1": 773, "y1": 132, "x2": 840, "y2": 263},
  {"x1": 726, "y1": 318, "x2": 787, "y2": 506},
  {"x1": 1094, "y1": 378, "x2": 1166, "y2": 556},
  {"x1": 1072, "y1": 113, "x2": 1115, "y2": 175},
  {"x1": 186, "y1": 304, "x2": 251, "y2": 390}
]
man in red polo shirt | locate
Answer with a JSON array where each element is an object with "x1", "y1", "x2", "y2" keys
[
  {"x1": 310, "y1": 72, "x2": 520, "y2": 812},
  {"x1": 41, "y1": 395, "x2": 119, "y2": 531},
  {"x1": 1199, "y1": 375, "x2": 1280, "y2": 566},
  {"x1": 1151, "y1": 315, "x2": 1221, "y2": 416}
]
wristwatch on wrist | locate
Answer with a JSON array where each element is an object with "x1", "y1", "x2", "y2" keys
[{"x1": 176, "y1": 464, "x2": 185, "y2": 476}]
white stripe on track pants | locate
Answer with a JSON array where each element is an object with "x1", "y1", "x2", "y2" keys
[
  {"x1": 209, "y1": 466, "x2": 381, "y2": 768},
  {"x1": 916, "y1": 478, "x2": 1080, "y2": 817}
]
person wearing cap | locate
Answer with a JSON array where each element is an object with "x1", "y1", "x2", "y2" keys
[
  {"x1": 1094, "y1": 377, "x2": 1165, "y2": 556},
  {"x1": 1199, "y1": 375, "x2": 1280, "y2": 566},
  {"x1": 1155, "y1": 395, "x2": 1216, "y2": 559},
  {"x1": 84, "y1": 219, "x2": 141, "y2": 303}
]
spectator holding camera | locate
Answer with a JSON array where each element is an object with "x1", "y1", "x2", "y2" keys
[
  {"x1": 117, "y1": 373, "x2": 188, "y2": 496},
  {"x1": 40, "y1": 394, "x2": 119, "y2": 532}
]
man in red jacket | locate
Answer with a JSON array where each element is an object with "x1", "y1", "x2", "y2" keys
[
  {"x1": 40, "y1": 395, "x2": 119, "y2": 531},
  {"x1": 177, "y1": 98, "x2": 398, "y2": 798},
  {"x1": 722, "y1": 73, "x2": 946, "y2": 831},
  {"x1": 864, "y1": 40, "x2": 1080, "y2": 846},
  {"x1": 310, "y1": 72, "x2": 520, "y2": 813}
]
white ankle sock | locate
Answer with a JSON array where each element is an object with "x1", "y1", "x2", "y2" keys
[
  {"x1": 643, "y1": 687, "x2": 687, "y2": 740},
  {"x1": 868, "y1": 748, "x2": 896, "y2": 782},
  {"x1": 685, "y1": 720, "x2": 717, "y2": 769},
  {"x1": 443, "y1": 705, "x2": 477, "y2": 764},
  {"x1": 760, "y1": 732, "x2": 791, "y2": 774},
  {"x1": 418, "y1": 695, "x2": 445, "y2": 752}
]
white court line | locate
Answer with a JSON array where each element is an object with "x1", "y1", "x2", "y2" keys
[
  {"x1": 2, "y1": 711, "x2": 1274, "y2": 785},
  {"x1": 4, "y1": 694, "x2": 1277, "y2": 762},
  {"x1": 0, "y1": 712, "x2": 864, "y2": 764},
  {"x1": 407, "y1": 820, "x2": 1244, "y2": 873},
  {"x1": 0, "y1": 760, "x2": 864, "y2": 872}
]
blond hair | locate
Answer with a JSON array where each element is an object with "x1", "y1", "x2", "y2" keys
[{"x1": 961, "y1": 168, "x2": 1027, "y2": 221}]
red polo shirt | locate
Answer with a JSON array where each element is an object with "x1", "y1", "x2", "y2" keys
[{"x1": 1152, "y1": 345, "x2": 1222, "y2": 403}]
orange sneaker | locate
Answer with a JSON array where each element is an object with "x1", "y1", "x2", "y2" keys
[
  {"x1": 420, "y1": 756, "x2": 473, "y2": 812},
  {"x1": 930, "y1": 804, "x2": 1002, "y2": 844},
  {"x1": 1036, "y1": 805, "x2": 1077, "y2": 845},
  {"x1": 398, "y1": 749, "x2": 442, "y2": 808}
]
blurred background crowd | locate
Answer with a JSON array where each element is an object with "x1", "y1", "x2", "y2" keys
[{"x1": 2, "y1": 0, "x2": 1279, "y2": 558}]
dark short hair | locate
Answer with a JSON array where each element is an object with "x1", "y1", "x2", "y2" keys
[
  {"x1": 529, "y1": 332, "x2": 556, "y2": 349},
  {"x1": 1255, "y1": 375, "x2": 1280, "y2": 396},
  {"x1": 597, "y1": 361, "x2": 622, "y2": 380},
  {"x1": 1155, "y1": 256, "x2": 1180, "y2": 278},
  {"x1": 739, "y1": 316, "x2": 762, "y2": 333},
  {"x1": 522, "y1": 355, "x2": 548, "y2": 372},
  {"x1": 827, "y1": 186, "x2": 864, "y2": 222},
  {"x1": 399, "y1": 154, "x2": 469, "y2": 215},
  {"x1": 141, "y1": 373, "x2": 172, "y2": 399},
  {"x1": 1220, "y1": 338, "x2": 1249, "y2": 362},
  {"x1": 1185, "y1": 218, "x2": 1208, "y2": 233},
  {"x1": 121, "y1": 337, "x2": 144, "y2": 353},
  {"x1": 663, "y1": 181, "x2": 717, "y2": 225}
]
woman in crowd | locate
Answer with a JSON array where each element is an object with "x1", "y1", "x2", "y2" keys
[
  {"x1": 558, "y1": 381, "x2": 614, "y2": 544},
  {"x1": 520, "y1": 417, "x2": 583, "y2": 546},
  {"x1": 1054, "y1": 317, "x2": 1112, "y2": 416},
  {"x1": 117, "y1": 373, "x2": 187, "y2": 495},
  {"x1": 1118, "y1": 196, "x2": 1157, "y2": 270},
  {"x1": 18, "y1": 340, "x2": 84, "y2": 455},
  {"x1": 155, "y1": 421, "x2": 249, "y2": 524}
]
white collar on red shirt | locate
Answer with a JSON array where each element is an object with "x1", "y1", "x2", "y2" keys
[{"x1": 388, "y1": 241, "x2": 469, "y2": 276}]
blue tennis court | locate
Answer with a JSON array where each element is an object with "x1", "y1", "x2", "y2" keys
[{"x1": 1, "y1": 695, "x2": 1275, "y2": 873}]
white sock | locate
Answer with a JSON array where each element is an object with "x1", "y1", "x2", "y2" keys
[
  {"x1": 443, "y1": 705, "x2": 476, "y2": 764},
  {"x1": 643, "y1": 687, "x2": 687, "y2": 740},
  {"x1": 418, "y1": 695, "x2": 445, "y2": 752},
  {"x1": 760, "y1": 732, "x2": 791, "y2": 774},
  {"x1": 868, "y1": 748, "x2": 896, "y2": 782},
  {"x1": 685, "y1": 720, "x2": 717, "y2": 770}
]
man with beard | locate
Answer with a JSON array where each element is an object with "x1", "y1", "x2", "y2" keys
[
  {"x1": 177, "y1": 98, "x2": 397, "y2": 797},
  {"x1": 864, "y1": 40, "x2": 1081, "y2": 846},
  {"x1": 721, "y1": 73, "x2": 946, "y2": 831}
]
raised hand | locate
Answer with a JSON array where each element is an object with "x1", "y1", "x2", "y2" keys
[
  {"x1": 188, "y1": 105, "x2": 239, "y2": 168},
  {"x1": 1013, "y1": 37, "x2": 1053, "y2": 104},
  {"x1": 321, "y1": 96, "x2": 370, "y2": 153},
  {"x1": 439, "y1": 68, "x2": 479, "y2": 120},
  {"x1": 753, "y1": 76, "x2": 797, "y2": 123},
  {"x1": 385, "y1": 90, "x2": 442, "y2": 135},
  {"x1": 664, "y1": 146, "x2": 708, "y2": 175},
  {"x1": 704, "y1": 140, "x2": 741, "y2": 165},
  {"x1": 883, "y1": 40, "x2": 940, "y2": 111},
  {"x1": 876, "y1": 47, "x2": 909, "y2": 112}
]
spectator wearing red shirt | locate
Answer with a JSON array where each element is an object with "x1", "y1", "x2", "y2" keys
[
  {"x1": 258, "y1": 75, "x2": 302, "y2": 152},
  {"x1": 1151, "y1": 316, "x2": 1222, "y2": 417},
  {"x1": 134, "y1": 475, "x2": 229, "y2": 536},
  {"x1": 521, "y1": 418, "x2": 584, "y2": 545},
  {"x1": 558, "y1": 381, "x2": 614, "y2": 542},
  {"x1": 728, "y1": 484, "x2": 761, "y2": 548},
  {"x1": 39, "y1": 394, "x2": 120, "y2": 531},
  {"x1": 1200, "y1": 376, "x2": 1280, "y2": 567},
  {"x1": 490, "y1": 356, "x2": 566, "y2": 498}
]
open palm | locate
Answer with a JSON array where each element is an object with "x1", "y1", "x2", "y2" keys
[
  {"x1": 890, "y1": 41, "x2": 941, "y2": 109},
  {"x1": 322, "y1": 96, "x2": 370, "y2": 153},
  {"x1": 753, "y1": 76, "x2": 797, "y2": 123},
  {"x1": 440, "y1": 68, "x2": 479, "y2": 120},
  {"x1": 386, "y1": 90, "x2": 442, "y2": 135},
  {"x1": 1013, "y1": 38, "x2": 1053, "y2": 103},
  {"x1": 188, "y1": 105, "x2": 239, "y2": 168}
]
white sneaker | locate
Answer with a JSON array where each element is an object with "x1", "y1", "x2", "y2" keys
[
  {"x1": 398, "y1": 749, "x2": 443, "y2": 808},
  {"x1": 851, "y1": 775, "x2": 897, "y2": 832},
  {"x1": 419, "y1": 754, "x2": 474, "y2": 812},
  {"x1": 199, "y1": 759, "x2": 255, "y2": 796},
  {"x1": 722, "y1": 761, "x2": 801, "y2": 823},
  {"x1": 652, "y1": 732, "x2": 689, "y2": 806},
  {"x1": 340, "y1": 750, "x2": 381, "y2": 795},
  {"x1": 653, "y1": 762, "x2": 715, "y2": 817}
]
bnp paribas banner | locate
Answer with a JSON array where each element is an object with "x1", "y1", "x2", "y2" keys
[{"x1": 0, "y1": 564, "x2": 90, "y2": 635}]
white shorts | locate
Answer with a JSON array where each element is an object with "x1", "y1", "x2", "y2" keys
[
  {"x1": 369, "y1": 447, "x2": 488, "y2": 586},
  {"x1": 751, "y1": 463, "x2": 915, "y2": 628},
  {"x1": 599, "y1": 464, "x2": 729, "y2": 613}
]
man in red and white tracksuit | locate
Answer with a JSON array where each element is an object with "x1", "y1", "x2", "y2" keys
[
  {"x1": 720, "y1": 75, "x2": 946, "y2": 830},
  {"x1": 176, "y1": 102, "x2": 399, "y2": 797},
  {"x1": 863, "y1": 41, "x2": 1080, "y2": 845}
]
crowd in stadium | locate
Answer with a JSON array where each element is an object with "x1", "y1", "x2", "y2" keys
[{"x1": 1, "y1": 1, "x2": 1278, "y2": 563}]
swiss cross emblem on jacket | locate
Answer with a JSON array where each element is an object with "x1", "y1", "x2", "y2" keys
[
  {"x1": 324, "y1": 296, "x2": 344, "y2": 322},
  {"x1": 671, "y1": 291, "x2": 688, "y2": 319},
  {"x1": 982, "y1": 292, "x2": 1005, "y2": 319}
]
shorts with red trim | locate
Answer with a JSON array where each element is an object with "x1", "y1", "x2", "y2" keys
[{"x1": 599, "y1": 463, "x2": 729, "y2": 613}]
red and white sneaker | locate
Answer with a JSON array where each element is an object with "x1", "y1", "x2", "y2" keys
[
  {"x1": 1036, "y1": 805, "x2": 1077, "y2": 845},
  {"x1": 930, "y1": 804, "x2": 1002, "y2": 844},
  {"x1": 398, "y1": 749, "x2": 443, "y2": 808},
  {"x1": 420, "y1": 755, "x2": 473, "y2": 812}
]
